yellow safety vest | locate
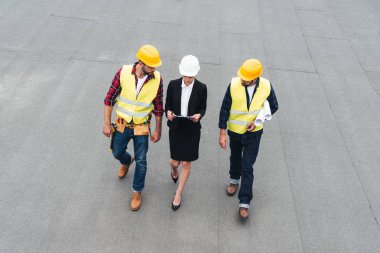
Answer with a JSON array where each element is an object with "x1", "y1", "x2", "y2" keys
[
  {"x1": 227, "y1": 77, "x2": 271, "y2": 134},
  {"x1": 115, "y1": 65, "x2": 161, "y2": 124}
]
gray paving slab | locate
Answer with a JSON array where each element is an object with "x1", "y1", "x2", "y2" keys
[
  {"x1": 1, "y1": 0, "x2": 62, "y2": 17},
  {"x1": 296, "y1": 9, "x2": 345, "y2": 39},
  {"x1": 292, "y1": 0, "x2": 328, "y2": 11},
  {"x1": 366, "y1": 71, "x2": 380, "y2": 92},
  {"x1": 350, "y1": 34, "x2": 380, "y2": 72},
  {"x1": 72, "y1": 18, "x2": 147, "y2": 63},
  {"x1": 25, "y1": 15, "x2": 93, "y2": 58},
  {"x1": 259, "y1": 0, "x2": 316, "y2": 72},
  {"x1": 134, "y1": 0, "x2": 184, "y2": 25},
  {"x1": 220, "y1": 0, "x2": 261, "y2": 34},
  {"x1": 368, "y1": 0, "x2": 380, "y2": 11},
  {"x1": 176, "y1": 3, "x2": 221, "y2": 66},
  {"x1": 99, "y1": 0, "x2": 183, "y2": 24},
  {"x1": 0, "y1": 52, "x2": 69, "y2": 167},
  {"x1": 333, "y1": 8, "x2": 379, "y2": 36},
  {"x1": 220, "y1": 32, "x2": 265, "y2": 65},
  {"x1": 306, "y1": 36, "x2": 380, "y2": 233},
  {"x1": 0, "y1": 59, "x2": 100, "y2": 250},
  {"x1": 326, "y1": 0, "x2": 371, "y2": 10},
  {"x1": 272, "y1": 69, "x2": 380, "y2": 252},
  {"x1": 0, "y1": 0, "x2": 15, "y2": 16},
  {"x1": 0, "y1": 14, "x2": 48, "y2": 50},
  {"x1": 2, "y1": 0, "x2": 380, "y2": 252},
  {"x1": 50, "y1": 0, "x2": 107, "y2": 20}
]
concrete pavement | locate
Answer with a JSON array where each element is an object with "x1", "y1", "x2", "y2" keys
[{"x1": 1, "y1": 0, "x2": 380, "y2": 252}]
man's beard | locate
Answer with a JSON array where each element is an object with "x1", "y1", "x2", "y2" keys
[{"x1": 142, "y1": 65, "x2": 151, "y2": 75}]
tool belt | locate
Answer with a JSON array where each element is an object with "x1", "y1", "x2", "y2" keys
[{"x1": 115, "y1": 116, "x2": 150, "y2": 136}]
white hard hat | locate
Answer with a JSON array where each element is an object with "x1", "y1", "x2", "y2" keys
[{"x1": 179, "y1": 55, "x2": 200, "y2": 77}]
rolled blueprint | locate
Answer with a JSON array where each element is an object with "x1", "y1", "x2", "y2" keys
[
  {"x1": 264, "y1": 100, "x2": 272, "y2": 121},
  {"x1": 254, "y1": 101, "x2": 272, "y2": 126},
  {"x1": 254, "y1": 106, "x2": 265, "y2": 126}
]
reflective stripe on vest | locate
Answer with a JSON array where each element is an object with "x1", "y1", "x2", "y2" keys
[
  {"x1": 230, "y1": 109, "x2": 261, "y2": 115},
  {"x1": 227, "y1": 77, "x2": 271, "y2": 134},
  {"x1": 228, "y1": 120, "x2": 249, "y2": 126},
  {"x1": 115, "y1": 65, "x2": 160, "y2": 124},
  {"x1": 117, "y1": 96, "x2": 153, "y2": 108},
  {"x1": 115, "y1": 104, "x2": 152, "y2": 118}
]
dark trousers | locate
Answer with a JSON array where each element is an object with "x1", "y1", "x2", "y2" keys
[{"x1": 229, "y1": 133, "x2": 262, "y2": 205}]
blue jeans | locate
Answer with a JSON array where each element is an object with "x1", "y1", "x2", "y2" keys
[
  {"x1": 112, "y1": 128, "x2": 149, "y2": 192},
  {"x1": 229, "y1": 132, "x2": 262, "y2": 207}
]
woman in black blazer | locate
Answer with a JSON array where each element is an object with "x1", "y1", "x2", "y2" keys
[{"x1": 165, "y1": 55, "x2": 207, "y2": 210}]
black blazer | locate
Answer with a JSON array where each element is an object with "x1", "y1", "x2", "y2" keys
[{"x1": 165, "y1": 78, "x2": 207, "y2": 132}]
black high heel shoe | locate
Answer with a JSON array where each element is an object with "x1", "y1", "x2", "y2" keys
[
  {"x1": 171, "y1": 194, "x2": 182, "y2": 211},
  {"x1": 171, "y1": 170, "x2": 178, "y2": 183}
]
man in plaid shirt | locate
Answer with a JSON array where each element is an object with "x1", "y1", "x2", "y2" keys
[{"x1": 103, "y1": 45, "x2": 163, "y2": 211}]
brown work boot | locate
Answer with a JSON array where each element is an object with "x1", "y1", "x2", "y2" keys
[
  {"x1": 118, "y1": 157, "x2": 135, "y2": 178},
  {"x1": 239, "y1": 207, "x2": 249, "y2": 220},
  {"x1": 226, "y1": 183, "x2": 239, "y2": 196},
  {"x1": 130, "y1": 192, "x2": 142, "y2": 211}
]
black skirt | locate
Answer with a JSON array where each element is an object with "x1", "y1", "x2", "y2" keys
[{"x1": 169, "y1": 129, "x2": 200, "y2": 162}]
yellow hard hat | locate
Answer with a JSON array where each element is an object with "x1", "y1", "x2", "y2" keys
[
  {"x1": 237, "y1": 59, "x2": 263, "y2": 81},
  {"x1": 136, "y1": 45, "x2": 162, "y2": 67}
]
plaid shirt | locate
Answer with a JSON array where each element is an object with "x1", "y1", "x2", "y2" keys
[{"x1": 104, "y1": 63, "x2": 164, "y2": 117}]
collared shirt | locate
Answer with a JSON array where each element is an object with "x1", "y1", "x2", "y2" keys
[
  {"x1": 218, "y1": 77, "x2": 279, "y2": 140},
  {"x1": 104, "y1": 63, "x2": 164, "y2": 117},
  {"x1": 180, "y1": 79, "x2": 195, "y2": 116}
]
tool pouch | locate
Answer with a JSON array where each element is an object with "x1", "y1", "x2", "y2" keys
[
  {"x1": 109, "y1": 123, "x2": 116, "y2": 151},
  {"x1": 115, "y1": 118, "x2": 126, "y2": 133},
  {"x1": 133, "y1": 124, "x2": 150, "y2": 136}
]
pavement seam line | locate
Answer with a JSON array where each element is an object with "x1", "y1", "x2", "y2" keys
[
  {"x1": 303, "y1": 35, "x2": 348, "y2": 41},
  {"x1": 295, "y1": 8, "x2": 325, "y2": 12},
  {"x1": 69, "y1": 57, "x2": 121, "y2": 64},
  {"x1": 137, "y1": 18, "x2": 180, "y2": 26},
  {"x1": 50, "y1": 13, "x2": 95, "y2": 22},
  {"x1": 267, "y1": 67, "x2": 316, "y2": 74},
  {"x1": 0, "y1": 48, "x2": 18, "y2": 53}
]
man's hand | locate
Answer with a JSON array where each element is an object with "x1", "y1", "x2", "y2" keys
[
  {"x1": 190, "y1": 113, "x2": 201, "y2": 123},
  {"x1": 150, "y1": 129, "x2": 161, "y2": 143},
  {"x1": 247, "y1": 121, "x2": 256, "y2": 132},
  {"x1": 103, "y1": 105, "x2": 113, "y2": 137},
  {"x1": 151, "y1": 115, "x2": 162, "y2": 143},
  {"x1": 103, "y1": 123, "x2": 112, "y2": 137},
  {"x1": 219, "y1": 130, "x2": 228, "y2": 150},
  {"x1": 167, "y1": 110, "x2": 176, "y2": 121}
]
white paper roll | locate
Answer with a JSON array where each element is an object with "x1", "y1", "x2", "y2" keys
[
  {"x1": 264, "y1": 100, "x2": 272, "y2": 121},
  {"x1": 254, "y1": 107, "x2": 265, "y2": 126},
  {"x1": 254, "y1": 100, "x2": 272, "y2": 126}
]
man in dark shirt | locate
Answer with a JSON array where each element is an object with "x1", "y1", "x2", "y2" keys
[{"x1": 218, "y1": 59, "x2": 279, "y2": 219}]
